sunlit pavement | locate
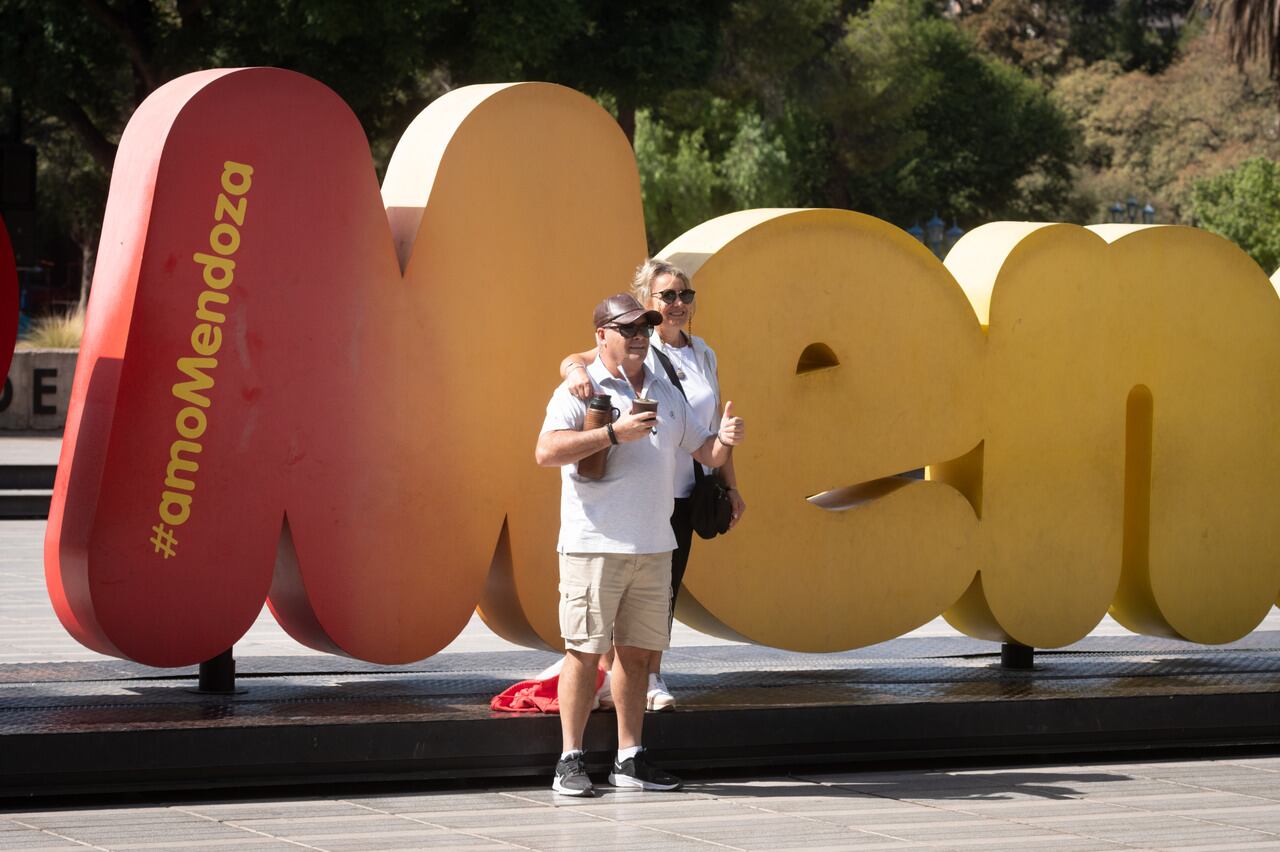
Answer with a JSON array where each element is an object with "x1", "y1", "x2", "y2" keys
[{"x1": 6, "y1": 758, "x2": 1280, "y2": 850}]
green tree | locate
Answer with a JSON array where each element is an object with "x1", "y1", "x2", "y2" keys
[
  {"x1": 0, "y1": 0, "x2": 461, "y2": 304},
  {"x1": 0, "y1": 1, "x2": 458, "y2": 174},
  {"x1": 1189, "y1": 156, "x2": 1280, "y2": 270},
  {"x1": 829, "y1": 0, "x2": 1077, "y2": 224},
  {"x1": 635, "y1": 0, "x2": 1079, "y2": 244},
  {"x1": 720, "y1": 110, "x2": 794, "y2": 209},
  {"x1": 635, "y1": 100, "x2": 800, "y2": 249},
  {"x1": 635, "y1": 113, "x2": 719, "y2": 249},
  {"x1": 1054, "y1": 27, "x2": 1280, "y2": 222},
  {"x1": 957, "y1": 0, "x2": 1196, "y2": 79},
  {"x1": 0, "y1": 0, "x2": 735, "y2": 292},
  {"x1": 448, "y1": 0, "x2": 730, "y2": 142}
]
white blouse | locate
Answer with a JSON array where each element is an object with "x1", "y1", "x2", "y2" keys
[{"x1": 648, "y1": 334, "x2": 719, "y2": 498}]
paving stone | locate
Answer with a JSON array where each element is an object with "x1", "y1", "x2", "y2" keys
[
  {"x1": 509, "y1": 788, "x2": 719, "y2": 808},
  {"x1": 331, "y1": 834, "x2": 505, "y2": 851},
  {"x1": 650, "y1": 818, "x2": 889, "y2": 850},
  {"x1": 1171, "y1": 842, "x2": 1280, "y2": 851},
  {"x1": 294, "y1": 830, "x2": 503, "y2": 851},
  {"x1": 940, "y1": 798, "x2": 1123, "y2": 820},
  {"x1": 540, "y1": 799, "x2": 746, "y2": 823},
  {"x1": 942, "y1": 840, "x2": 1125, "y2": 851},
  {"x1": 108, "y1": 839, "x2": 290, "y2": 844},
  {"x1": 851, "y1": 818, "x2": 1077, "y2": 843},
  {"x1": 32, "y1": 824, "x2": 257, "y2": 845},
  {"x1": 348, "y1": 792, "x2": 546, "y2": 814},
  {"x1": 405, "y1": 805, "x2": 607, "y2": 831},
  {"x1": 8, "y1": 809, "x2": 195, "y2": 828},
  {"x1": 0, "y1": 830, "x2": 93, "y2": 851},
  {"x1": 182, "y1": 800, "x2": 371, "y2": 821}
]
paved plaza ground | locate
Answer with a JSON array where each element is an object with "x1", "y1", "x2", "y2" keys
[
  {"x1": 7, "y1": 758, "x2": 1280, "y2": 850},
  {"x1": 5, "y1": 436, "x2": 1280, "y2": 850}
]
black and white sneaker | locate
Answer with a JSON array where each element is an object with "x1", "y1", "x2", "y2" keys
[
  {"x1": 608, "y1": 749, "x2": 682, "y2": 791},
  {"x1": 552, "y1": 752, "x2": 594, "y2": 797}
]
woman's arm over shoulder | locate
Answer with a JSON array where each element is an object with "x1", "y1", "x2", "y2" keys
[
  {"x1": 559, "y1": 348, "x2": 597, "y2": 378},
  {"x1": 559, "y1": 347, "x2": 598, "y2": 401}
]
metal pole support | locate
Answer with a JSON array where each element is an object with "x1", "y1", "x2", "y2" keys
[
  {"x1": 1000, "y1": 642, "x2": 1034, "y2": 670},
  {"x1": 195, "y1": 647, "x2": 240, "y2": 694}
]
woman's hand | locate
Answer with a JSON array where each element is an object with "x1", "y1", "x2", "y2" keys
[
  {"x1": 565, "y1": 362, "x2": 593, "y2": 400},
  {"x1": 728, "y1": 488, "x2": 747, "y2": 529}
]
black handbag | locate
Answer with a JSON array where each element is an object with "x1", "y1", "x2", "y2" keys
[
  {"x1": 689, "y1": 463, "x2": 732, "y2": 539},
  {"x1": 654, "y1": 348, "x2": 733, "y2": 539}
]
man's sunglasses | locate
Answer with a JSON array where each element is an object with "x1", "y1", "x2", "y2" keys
[
  {"x1": 606, "y1": 322, "x2": 654, "y2": 339},
  {"x1": 654, "y1": 289, "x2": 696, "y2": 305}
]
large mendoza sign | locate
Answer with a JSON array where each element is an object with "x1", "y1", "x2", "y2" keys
[{"x1": 45, "y1": 68, "x2": 1280, "y2": 668}]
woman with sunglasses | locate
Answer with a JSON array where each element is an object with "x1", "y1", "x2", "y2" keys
[{"x1": 554, "y1": 258, "x2": 745, "y2": 712}]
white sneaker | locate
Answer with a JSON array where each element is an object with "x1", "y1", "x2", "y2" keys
[
  {"x1": 646, "y1": 673, "x2": 675, "y2": 712},
  {"x1": 596, "y1": 671, "x2": 614, "y2": 710}
]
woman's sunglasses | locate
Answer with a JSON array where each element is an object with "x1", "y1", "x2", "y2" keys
[
  {"x1": 607, "y1": 322, "x2": 654, "y2": 339},
  {"x1": 654, "y1": 289, "x2": 696, "y2": 305}
]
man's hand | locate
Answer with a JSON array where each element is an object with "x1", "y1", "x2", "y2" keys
[
  {"x1": 613, "y1": 411, "x2": 657, "y2": 442},
  {"x1": 718, "y1": 400, "x2": 745, "y2": 446}
]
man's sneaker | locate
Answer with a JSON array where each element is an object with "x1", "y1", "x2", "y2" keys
[
  {"x1": 552, "y1": 752, "x2": 594, "y2": 797},
  {"x1": 596, "y1": 671, "x2": 615, "y2": 710},
  {"x1": 609, "y1": 749, "x2": 682, "y2": 791},
  {"x1": 646, "y1": 673, "x2": 675, "y2": 712}
]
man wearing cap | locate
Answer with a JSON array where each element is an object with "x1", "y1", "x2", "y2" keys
[{"x1": 536, "y1": 293, "x2": 745, "y2": 797}]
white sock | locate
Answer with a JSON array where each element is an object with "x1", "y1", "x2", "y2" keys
[
  {"x1": 617, "y1": 745, "x2": 642, "y2": 762},
  {"x1": 560, "y1": 749, "x2": 584, "y2": 760}
]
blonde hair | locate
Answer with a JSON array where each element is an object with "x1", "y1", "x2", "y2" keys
[{"x1": 631, "y1": 258, "x2": 691, "y2": 303}]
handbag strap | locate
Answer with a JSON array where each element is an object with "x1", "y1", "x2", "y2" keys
[{"x1": 653, "y1": 348, "x2": 706, "y2": 484}]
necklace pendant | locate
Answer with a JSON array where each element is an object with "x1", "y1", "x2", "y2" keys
[{"x1": 676, "y1": 367, "x2": 687, "y2": 380}]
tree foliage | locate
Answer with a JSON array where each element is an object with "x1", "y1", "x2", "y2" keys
[
  {"x1": 1189, "y1": 156, "x2": 1280, "y2": 270},
  {"x1": 1054, "y1": 27, "x2": 1280, "y2": 222},
  {"x1": 831, "y1": 0, "x2": 1077, "y2": 224},
  {"x1": 448, "y1": 0, "x2": 729, "y2": 140},
  {"x1": 634, "y1": 0, "x2": 1079, "y2": 247},
  {"x1": 0, "y1": 0, "x2": 463, "y2": 268},
  {"x1": 2, "y1": 0, "x2": 1276, "y2": 275},
  {"x1": 0, "y1": 0, "x2": 727, "y2": 263},
  {"x1": 958, "y1": 0, "x2": 1195, "y2": 78}
]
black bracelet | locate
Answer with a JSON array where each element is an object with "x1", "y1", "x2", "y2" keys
[{"x1": 605, "y1": 423, "x2": 618, "y2": 445}]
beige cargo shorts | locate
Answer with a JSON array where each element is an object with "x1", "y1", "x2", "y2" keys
[{"x1": 558, "y1": 552, "x2": 672, "y2": 654}]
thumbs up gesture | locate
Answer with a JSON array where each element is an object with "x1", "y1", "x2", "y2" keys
[{"x1": 718, "y1": 400, "x2": 745, "y2": 446}]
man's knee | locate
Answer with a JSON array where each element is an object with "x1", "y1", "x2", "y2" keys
[
  {"x1": 614, "y1": 645, "x2": 653, "y2": 673},
  {"x1": 565, "y1": 649, "x2": 601, "y2": 670}
]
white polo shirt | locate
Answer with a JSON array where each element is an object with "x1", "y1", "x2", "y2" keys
[{"x1": 541, "y1": 355, "x2": 712, "y2": 554}]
